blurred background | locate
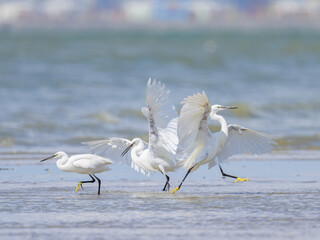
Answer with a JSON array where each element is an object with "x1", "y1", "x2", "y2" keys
[
  {"x1": 0, "y1": 0, "x2": 320, "y2": 29},
  {"x1": 0, "y1": 0, "x2": 319, "y2": 154}
]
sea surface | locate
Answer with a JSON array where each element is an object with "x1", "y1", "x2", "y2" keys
[{"x1": 0, "y1": 29, "x2": 320, "y2": 239}]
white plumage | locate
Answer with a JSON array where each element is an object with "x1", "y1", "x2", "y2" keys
[
  {"x1": 178, "y1": 91, "x2": 210, "y2": 149},
  {"x1": 40, "y1": 151, "x2": 113, "y2": 194},
  {"x1": 84, "y1": 79, "x2": 179, "y2": 191},
  {"x1": 215, "y1": 125, "x2": 276, "y2": 165},
  {"x1": 171, "y1": 91, "x2": 277, "y2": 194},
  {"x1": 84, "y1": 138, "x2": 135, "y2": 165}
]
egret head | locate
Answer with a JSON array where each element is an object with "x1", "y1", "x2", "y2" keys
[
  {"x1": 211, "y1": 104, "x2": 238, "y2": 113},
  {"x1": 40, "y1": 151, "x2": 65, "y2": 162},
  {"x1": 121, "y1": 139, "x2": 137, "y2": 157}
]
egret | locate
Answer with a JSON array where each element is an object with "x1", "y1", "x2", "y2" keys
[
  {"x1": 170, "y1": 91, "x2": 276, "y2": 194},
  {"x1": 84, "y1": 79, "x2": 178, "y2": 191},
  {"x1": 40, "y1": 151, "x2": 113, "y2": 194}
]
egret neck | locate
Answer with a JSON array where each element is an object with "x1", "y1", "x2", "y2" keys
[
  {"x1": 56, "y1": 153, "x2": 71, "y2": 172},
  {"x1": 131, "y1": 139, "x2": 145, "y2": 159},
  {"x1": 210, "y1": 112, "x2": 228, "y2": 137}
]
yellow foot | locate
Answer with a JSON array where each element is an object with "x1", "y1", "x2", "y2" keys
[
  {"x1": 75, "y1": 182, "x2": 84, "y2": 192},
  {"x1": 170, "y1": 187, "x2": 180, "y2": 194},
  {"x1": 233, "y1": 177, "x2": 249, "y2": 183}
]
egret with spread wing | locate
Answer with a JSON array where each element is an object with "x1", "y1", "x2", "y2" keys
[
  {"x1": 40, "y1": 151, "x2": 113, "y2": 194},
  {"x1": 170, "y1": 91, "x2": 276, "y2": 194},
  {"x1": 84, "y1": 79, "x2": 178, "y2": 191}
]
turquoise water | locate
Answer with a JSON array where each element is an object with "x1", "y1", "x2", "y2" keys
[{"x1": 0, "y1": 29, "x2": 320, "y2": 239}]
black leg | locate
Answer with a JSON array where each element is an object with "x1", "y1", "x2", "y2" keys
[
  {"x1": 166, "y1": 175, "x2": 170, "y2": 191},
  {"x1": 170, "y1": 165, "x2": 195, "y2": 194},
  {"x1": 162, "y1": 174, "x2": 170, "y2": 191},
  {"x1": 219, "y1": 165, "x2": 237, "y2": 179},
  {"x1": 92, "y1": 174, "x2": 101, "y2": 195},
  {"x1": 75, "y1": 174, "x2": 95, "y2": 192},
  {"x1": 219, "y1": 165, "x2": 249, "y2": 183},
  {"x1": 178, "y1": 165, "x2": 194, "y2": 189}
]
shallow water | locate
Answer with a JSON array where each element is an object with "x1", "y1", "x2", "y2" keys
[
  {"x1": 0, "y1": 29, "x2": 320, "y2": 152},
  {"x1": 1, "y1": 29, "x2": 320, "y2": 239},
  {"x1": 1, "y1": 151, "x2": 320, "y2": 239}
]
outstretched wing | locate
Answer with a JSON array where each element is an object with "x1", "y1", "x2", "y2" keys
[
  {"x1": 217, "y1": 124, "x2": 277, "y2": 162},
  {"x1": 83, "y1": 138, "x2": 133, "y2": 164},
  {"x1": 143, "y1": 79, "x2": 178, "y2": 159},
  {"x1": 178, "y1": 91, "x2": 211, "y2": 149}
]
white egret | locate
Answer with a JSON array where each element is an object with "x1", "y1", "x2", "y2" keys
[
  {"x1": 40, "y1": 151, "x2": 113, "y2": 194},
  {"x1": 170, "y1": 91, "x2": 277, "y2": 194},
  {"x1": 84, "y1": 79, "x2": 178, "y2": 191}
]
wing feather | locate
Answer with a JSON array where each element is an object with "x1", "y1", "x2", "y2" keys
[
  {"x1": 131, "y1": 161, "x2": 151, "y2": 177},
  {"x1": 217, "y1": 124, "x2": 277, "y2": 162},
  {"x1": 144, "y1": 79, "x2": 178, "y2": 158},
  {"x1": 84, "y1": 138, "x2": 152, "y2": 175},
  {"x1": 72, "y1": 155, "x2": 113, "y2": 169},
  {"x1": 178, "y1": 91, "x2": 211, "y2": 149},
  {"x1": 83, "y1": 138, "x2": 134, "y2": 164}
]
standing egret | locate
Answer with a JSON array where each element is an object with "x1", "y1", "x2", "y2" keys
[
  {"x1": 170, "y1": 91, "x2": 276, "y2": 194},
  {"x1": 84, "y1": 79, "x2": 178, "y2": 191},
  {"x1": 40, "y1": 151, "x2": 113, "y2": 194}
]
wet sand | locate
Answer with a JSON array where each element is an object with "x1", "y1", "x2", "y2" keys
[{"x1": 1, "y1": 151, "x2": 319, "y2": 240}]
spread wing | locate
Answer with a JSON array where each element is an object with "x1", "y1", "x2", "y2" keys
[
  {"x1": 83, "y1": 138, "x2": 135, "y2": 164},
  {"x1": 143, "y1": 79, "x2": 178, "y2": 159},
  {"x1": 217, "y1": 124, "x2": 277, "y2": 162},
  {"x1": 72, "y1": 154, "x2": 113, "y2": 169},
  {"x1": 178, "y1": 91, "x2": 211, "y2": 149},
  {"x1": 84, "y1": 138, "x2": 151, "y2": 176}
]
